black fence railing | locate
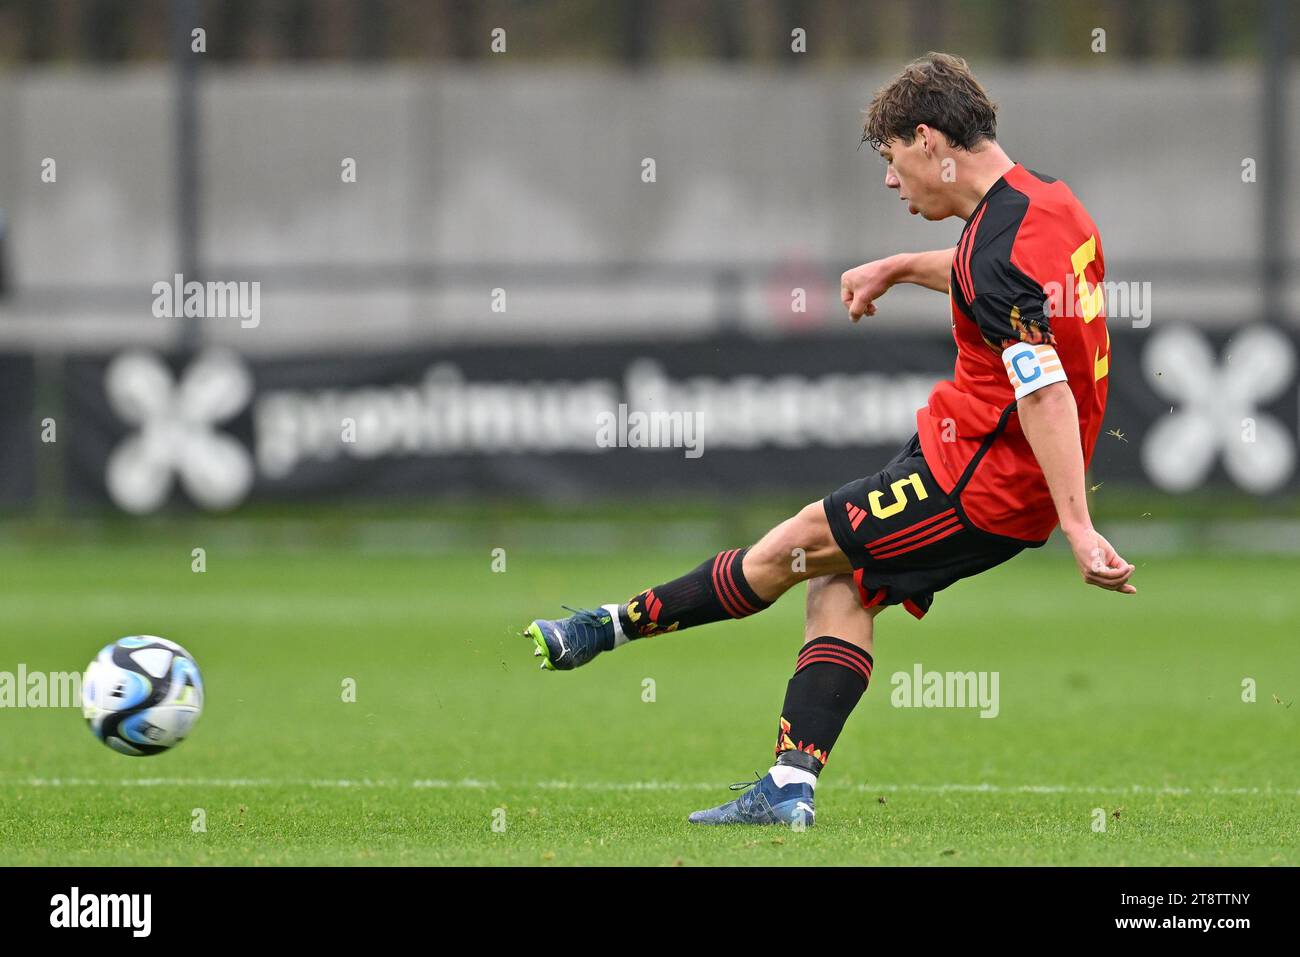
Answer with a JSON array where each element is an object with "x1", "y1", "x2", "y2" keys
[{"x1": 0, "y1": 0, "x2": 1290, "y2": 65}]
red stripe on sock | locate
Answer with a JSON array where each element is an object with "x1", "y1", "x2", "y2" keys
[
  {"x1": 712, "y1": 549, "x2": 757, "y2": 618},
  {"x1": 719, "y1": 549, "x2": 759, "y2": 617},
  {"x1": 796, "y1": 649, "x2": 874, "y2": 683},
  {"x1": 797, "y1": 642, "x2": 873, "y2": 671},
  {"x1": 794, "y1": 652, "x2": 872, "y2": 685},
  {"x1": 797, "y1": 641, "x2": 873, "y2": 678},
  {"x1": 711, "y1": 551, "x2": 742, "y2": 618},
  {"x1": 717, "y1": 549, "x2": 750, "y2": 616}
]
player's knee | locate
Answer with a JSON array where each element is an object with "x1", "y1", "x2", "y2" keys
[
  {"x1": 804, "y1": 573, "x2": 881, "y2": 645},
  {"x1": 805, "y1": 572, "x2": 839, "y2": 604},
  {"x1": 806, "y1": 572, "x2": 876, "y2": 615}
]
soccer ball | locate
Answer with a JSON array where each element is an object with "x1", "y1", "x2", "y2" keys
[{"x1": 82, "y1": 636, "x2": 204, "y2": 756}]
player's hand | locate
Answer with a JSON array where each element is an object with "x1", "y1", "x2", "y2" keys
[
  {"x1": 1066, "y1": 527, "x2": 1136, "y2": 594},
  {"x1": 840, "y1": 258, "x2": 897, "y2": 322}
]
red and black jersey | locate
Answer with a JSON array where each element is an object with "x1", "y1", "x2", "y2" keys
[{"x1": 917, "y1": 163, "x2": 1110, "y2": 542}]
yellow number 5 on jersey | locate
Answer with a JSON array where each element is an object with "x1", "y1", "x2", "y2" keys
[{"x1": 1070, "y1": 235, "x2": 1110, "y2": 382}]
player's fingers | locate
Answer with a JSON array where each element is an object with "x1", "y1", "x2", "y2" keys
[
  {"x1": 1100, "y1": 541, "x2": 1128, "y2": 566},
  {"x1": 1099, "y1": 540, "x2": 1135, "y2": 574},
  {"x1": 851, "y1": 292, "x2": 876, "y2": 318},
  {"x1": 1087, "y1": 545, "x2": 1132, "y2": 578},
  {"x1": 1084, "y1": 564, "x2": 1126, "y2": 586},
  {"x1": 1087, "y1": 562, "x2": 1130, "y2": 581},
  {"x1": 1086, "y1": 575, "x2": 1121, "y2": 592},
  {"x1": 1107, "y1": 560, "x2": 1136, "y2": 584},
  {"x1": 1087, "y1": 571, "x2": 1136, "y2": 593},
  {"x1": 843, "y1": 296, "x2": 861, "y2": 320}
]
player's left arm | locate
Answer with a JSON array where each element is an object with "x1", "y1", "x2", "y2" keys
[{"x1": 1017, "y1": 381, "x2": 1135, "y2": 594}]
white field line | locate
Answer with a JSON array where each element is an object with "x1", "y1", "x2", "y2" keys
[{"x1": 7, "y1": 777, "x2": 1300, "y2": 797}]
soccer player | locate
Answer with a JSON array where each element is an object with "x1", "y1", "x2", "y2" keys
[{"x1": 524, "y1": 53, "x2": 1135, "y2": 826}]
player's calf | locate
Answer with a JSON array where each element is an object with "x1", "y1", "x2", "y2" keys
[{"x1": 522, "y1": 501, "x2": 849, "y2": 671}]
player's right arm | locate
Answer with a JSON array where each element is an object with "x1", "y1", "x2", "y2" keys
[
  {"x1": 1018, "y1": 382, "x2": 1136, "y2": 595},
  {"x1": 971, "y1": 249, "x2": 1134, "y2": 596},
  {"x1": 840, "y1": 248, "x2": 955, "y2": 321}
]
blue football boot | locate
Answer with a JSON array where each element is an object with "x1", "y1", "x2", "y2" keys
[
  {"x1": 688, "y1": 772, "x2": 816, "y2": 827},
  {"x1": 524, "y1": 606, "x2": 617, "y2": 671}
]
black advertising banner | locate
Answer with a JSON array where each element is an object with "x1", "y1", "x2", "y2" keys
[
  {"x1": 0, "y1": 354, "x2": 35, "y2": 507},
  {"x1": 59, "y1": 325, "x2": 1300, "y2": 514}
]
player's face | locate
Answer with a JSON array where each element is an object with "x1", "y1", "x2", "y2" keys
[{"x1": 879, "y1": 132, "x2": 950, "y2": 221}]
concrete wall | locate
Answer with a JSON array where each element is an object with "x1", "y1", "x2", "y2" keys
[{"x1": 0, "y1": 65, "x2": 1295, "y2": 353}]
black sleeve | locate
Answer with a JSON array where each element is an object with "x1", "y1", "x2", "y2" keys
[{"x1": 968, "y1": 259, "x2": 1054, "y2": 352}]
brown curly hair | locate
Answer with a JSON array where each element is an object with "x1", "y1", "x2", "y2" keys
[{"x1": 862, "y1": 52, "x2": 998, "y2": 152}]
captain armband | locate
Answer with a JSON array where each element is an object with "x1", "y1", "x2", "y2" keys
[{"x1": 1002, "y1": 342, "x2": 1067, "y2": 400}]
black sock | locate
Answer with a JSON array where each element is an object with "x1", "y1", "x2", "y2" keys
[
  {"x1": 619, "y1": 547, "x2": 771, "y2": 639},
  {"x1": 773, "y1": 636, "x2": 873, "y2": 775}
]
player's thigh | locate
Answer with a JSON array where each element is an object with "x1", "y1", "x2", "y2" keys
[
  {"x1": 804, "y1": 573, "x2": 880, "y2": 651},
  {"x1": 748, "y1": 500, "x2": 852, "y2": 581}
]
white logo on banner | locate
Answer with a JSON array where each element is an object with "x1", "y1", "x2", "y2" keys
[
  {"x1": 1140, "y1": 325, "x2": 1296, "y2": 493},
  {"x1": 105, "y1": 350, "x2": 255, "y2": 513}
]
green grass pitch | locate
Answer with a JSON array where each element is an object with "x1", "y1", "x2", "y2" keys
[{"x1": 0, "y1": 535, "x2": 1296, "y2": 866}]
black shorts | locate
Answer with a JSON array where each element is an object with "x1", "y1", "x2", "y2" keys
[{"x1": 823, "y1": 433, "x2": 1040, "y2": 619}]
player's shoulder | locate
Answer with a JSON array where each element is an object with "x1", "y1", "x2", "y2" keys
[
  {"x1": 973, "y1": 165, "x2": 1089, "y2": 244},
  {"x1": 970, "y1": 164, "x2": 1099, "y2": 286},
  {"x1": 1004, "y1": 164, "x2": 1093, "y2": 228}
]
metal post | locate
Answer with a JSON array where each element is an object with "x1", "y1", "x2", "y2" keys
[
  {"x1": 172, "y1": 0, "x2": 202, "y2": 353},
  {"x1": 1260, "y1": 0, "x2": 1289, "y2": 324}
]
